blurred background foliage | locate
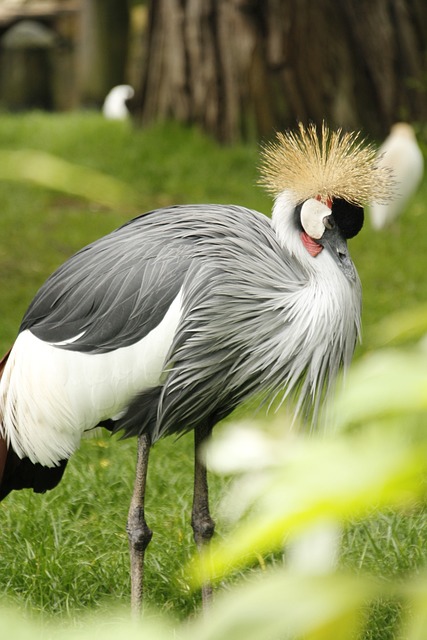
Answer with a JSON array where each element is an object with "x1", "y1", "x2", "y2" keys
[{"x1": 0, "y1": 0, "x2": 426, "y2": 142}]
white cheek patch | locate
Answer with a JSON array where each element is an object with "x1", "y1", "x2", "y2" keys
[{"x1": 300, "y1": 199, "x2": 331, "y2": 239}]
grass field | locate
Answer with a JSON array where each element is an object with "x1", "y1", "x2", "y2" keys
[{"x1": 0, "y1": 112, "x2": 426, "y2": 636}]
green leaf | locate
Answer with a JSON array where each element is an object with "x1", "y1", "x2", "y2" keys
[
  {"x1": 190, "y1": 571, "x2": 379, "y2": 640},
  {"x1": 333, "y1": 349, "x2": 427, "y2": 429},
  {"x1": 370, "y1": 305, "x2": 427, "y2": 346},
  {"x1": 0, "y1": 149, "x2": 141, "y2": 212},
  {"x1": 191, "y1": 429, "x2": 427, "y2": 583}
]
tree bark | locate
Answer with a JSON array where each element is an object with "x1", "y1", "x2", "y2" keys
[
  {"x1": 134, "y1": 0, "x2": 427, "y2": 142},
  {"x1": 78, "y1": 0, "x2": 130, "y2": 107}
]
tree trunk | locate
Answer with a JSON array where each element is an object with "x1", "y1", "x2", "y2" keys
[
  {"x1": 134, "y1": 0, "x2": 427, "y2": 142},
  {"x1": 78, "y1": 0, "x2": 130, "y2": 107}
]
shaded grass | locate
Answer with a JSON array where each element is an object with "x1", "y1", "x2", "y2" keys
[
  {"x1": 340, "y1": 508, "x2": 427, "y2": 640},
  {"x1": 0, "y1": 112, "x2": 427, "y2": 632}
]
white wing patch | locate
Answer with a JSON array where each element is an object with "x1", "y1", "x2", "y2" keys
[
  {"x1": 50, "y1": 331, "x2": 86, "y2": 346},
  {"x1": 0, "y1": 290, "x2": 183, "y2": 466}
]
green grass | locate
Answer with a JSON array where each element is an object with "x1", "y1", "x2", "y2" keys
[
  {"x1": 1, "y1": 436, "x2": 211, "y2": 618},
  {"x1": 0, "y1": 111, "x2": 427, "y2": 635}
]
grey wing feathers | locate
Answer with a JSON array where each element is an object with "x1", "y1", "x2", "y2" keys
[
  {"x1": 20, "y1": 208, "x2": 194, "y2": 351},
  {"x1": 20, "y1": 205, "x2": 278, "y2": 354},
  {"x1": 22, "y1": 244, "x2": 190, "y2": 352}
]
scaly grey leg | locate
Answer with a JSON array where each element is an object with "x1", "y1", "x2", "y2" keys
[
  {"x1": 191, "y1": 425, "x2": 215, "y2": 610},
  {"x1": 127, "y1": 433, "x2": 152, "y2": 615}
]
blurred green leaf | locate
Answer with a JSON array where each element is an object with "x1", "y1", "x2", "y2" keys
[
  {"x1": 400, "y1": 573, "x2": 427, "y2": 640},
  {"x1": 0, "y1": 149, "x2": 141, "y2": 212},
  {"x1": 0, "y1": 606, "x2": 175, "y2": 640},
  {"x1": 191, "y1": 426, "x2": 427, "y2": 584},
  {"x1": 333, "y1": 349, "x2": 427, "y2": 429},
  {"x1": 190, "y1": 571, "x2": 378, "y2": 640},
  {"x1": 370, "y1": 304, "x2": 427, "y2": 346}
]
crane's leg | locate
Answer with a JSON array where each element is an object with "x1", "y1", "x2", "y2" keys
[
  {"x1": 191, "y1": 425, "x2": 215, "y2": 610},
  {"x1": 127, "y1": 433, "x2": 152, "y2": 615}
]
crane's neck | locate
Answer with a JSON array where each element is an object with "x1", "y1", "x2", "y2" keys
[{"x1": 271, "y1": 190, "x2": 319, "y2": 272}]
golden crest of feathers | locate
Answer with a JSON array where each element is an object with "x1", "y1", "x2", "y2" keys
[{"x1": 259, "y1": 122, "x2": 393, "y2": 205}]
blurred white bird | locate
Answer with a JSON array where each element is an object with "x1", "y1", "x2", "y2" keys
[
  {"x1": 102, "y1": 85, "x2": 135, "y2": 120},
  {"x1": 370, "y1": 123, "x2": 424, "y2": 230}
]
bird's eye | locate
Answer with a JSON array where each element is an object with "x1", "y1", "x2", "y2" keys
[{"x1": 323, "y1": 215, "x2": 335, "y2": 230}]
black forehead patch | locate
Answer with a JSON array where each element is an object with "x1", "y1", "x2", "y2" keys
[{"x1": 332, "y1": 198, "x2": 364, "y2": 239}]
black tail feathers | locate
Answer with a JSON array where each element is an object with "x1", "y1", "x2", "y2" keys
[{"x1": 0, "y1": 443, "x2": 68, "y2": 501}]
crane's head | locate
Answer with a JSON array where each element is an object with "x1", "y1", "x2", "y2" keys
[{"x1": 259, "y1": 123, "x2": 393, "y2": 281}]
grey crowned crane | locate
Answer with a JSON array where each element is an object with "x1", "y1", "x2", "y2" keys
[{"x1": 0, "y1": 124, "x2": 391, "y2": 612}]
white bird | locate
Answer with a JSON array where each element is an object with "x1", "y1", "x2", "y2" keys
[
  {"x1": 370, "y1": 122, "x2": 424, "y2": 229},
  {"x1": 102, "y1": 85, "x2": 135, "y2": 120},
  {"x1": 0, "y1": 123, "x2": 391, "y2": 612}
]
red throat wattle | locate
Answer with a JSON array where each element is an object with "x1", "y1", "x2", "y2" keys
[{"x1": 301, "y1": 232, "x2": 323, "y2": 257}]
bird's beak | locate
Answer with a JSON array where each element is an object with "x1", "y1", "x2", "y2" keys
[{"x1": 318, "y1": 224, "x2": 357, "y2": 282}]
